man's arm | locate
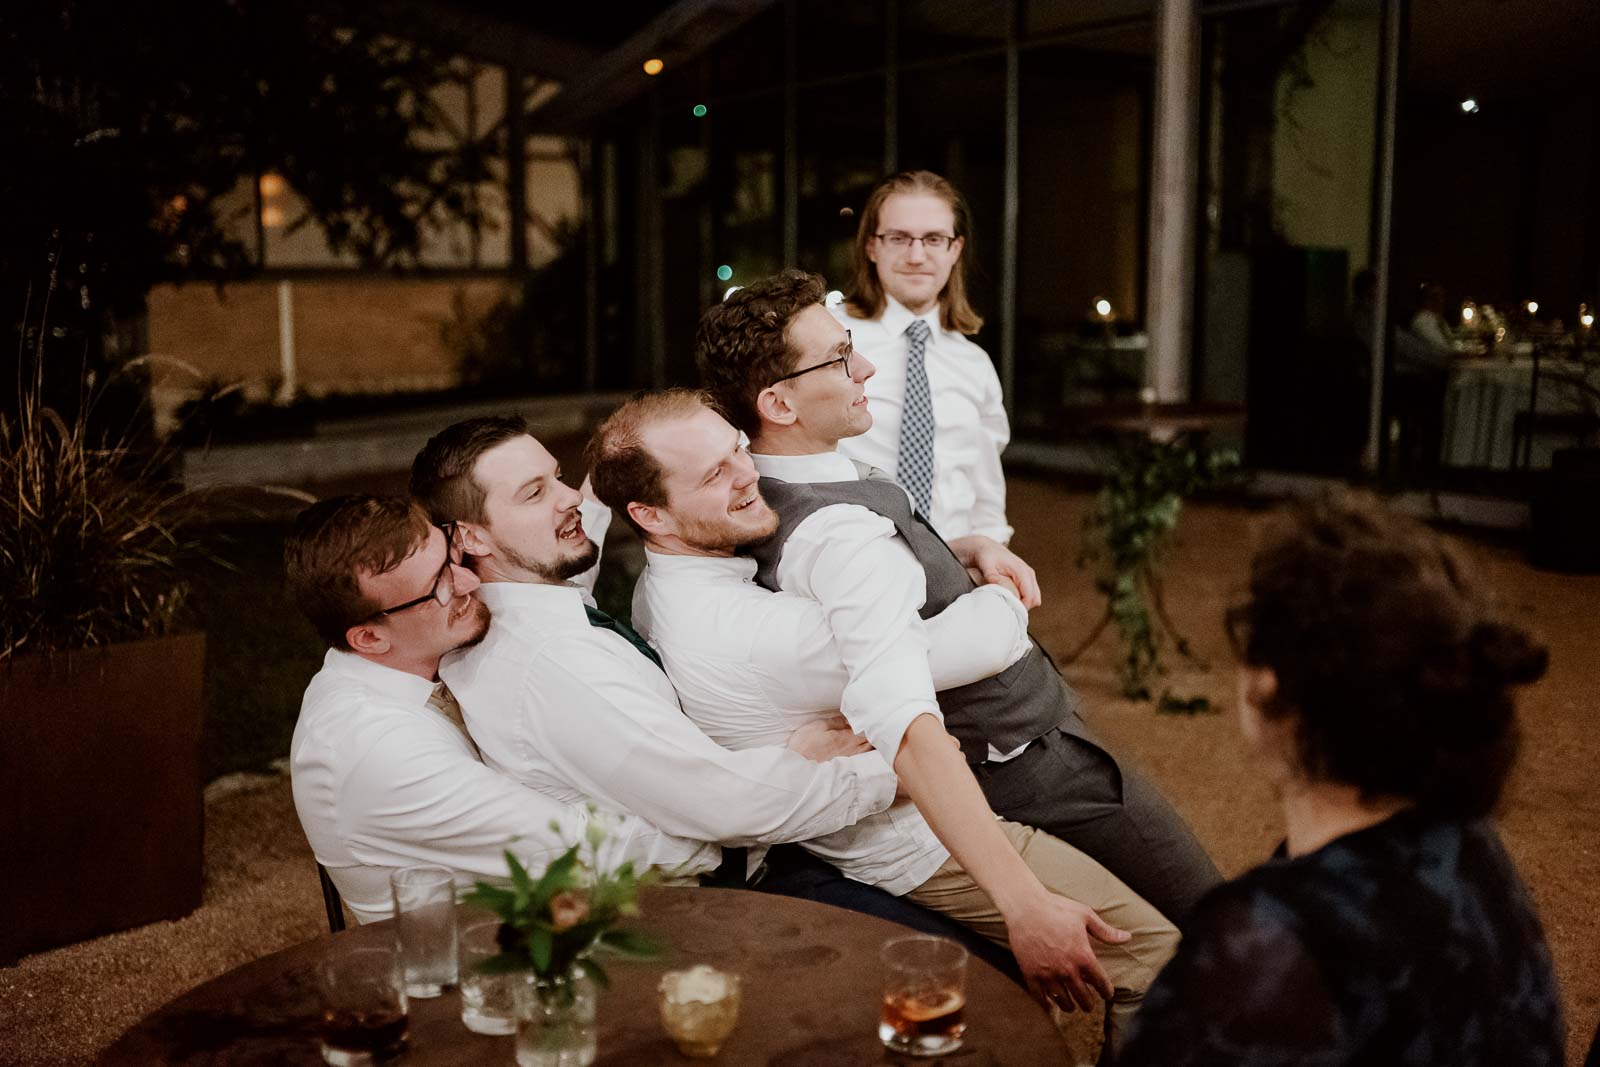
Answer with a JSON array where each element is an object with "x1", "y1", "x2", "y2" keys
[
  {"x1": 893, "y1": 715, "x2": 1131, "y2": 1011},
  {"x1": 947, "y1": 534, "x2": 1041, "y2": 609},
  {"x1": 342, "y1": 724, "x2": 716, "y2": 882},
  {"x1": 777, "y1": 507, "x2": 1128, "y2": 1007},
  {"x1": 967, "y1": 363, "x2": 1015, "y2": 544},
  {"x1": 519, "y1": 639, "x2": 898, "y2": 848},
  {"x1": 571, "y1": 485, "x2": 611, "y2": 595}
]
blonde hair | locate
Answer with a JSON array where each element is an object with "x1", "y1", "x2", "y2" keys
[{"x1": 843, "y1": 170, "x2": 983, "y2": 335}]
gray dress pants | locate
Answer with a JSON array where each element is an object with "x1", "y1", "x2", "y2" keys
[{"x1": 972, "y1": 725, "x2": 1223, "y2": 929}]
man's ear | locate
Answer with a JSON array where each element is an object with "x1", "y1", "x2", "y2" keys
[
  {"x1": 346, "y1": 621, "x2": 391, "y2": 657},
  {"x1": 628, "y1": 501, "x2": 670, "y2": 539},
  {"x1": 755, "y1": 386, "x2": 797, "y2": 428},
  {"x1": 456, "y1": 521, "x2": 493, "y2": 558},
  {"x1": 949, "y1": 234, "x2": 965, "y2": 263}
]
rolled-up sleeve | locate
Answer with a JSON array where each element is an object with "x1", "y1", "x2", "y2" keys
[{"x1": 775, "y1": 504, "x2": 944, "y2": 759}]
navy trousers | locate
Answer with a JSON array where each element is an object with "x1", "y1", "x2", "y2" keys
[{"x1": 751, "y1": 844, "x2": 1021, "y2": 984}]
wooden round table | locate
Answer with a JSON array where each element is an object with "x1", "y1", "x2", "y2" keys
[{"x1": 98, "y1": 887, "x2": 1064, "y2": 1065}]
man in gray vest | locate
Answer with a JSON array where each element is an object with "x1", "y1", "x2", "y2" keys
[
  {"x1": 587, "y1": 390, "x2": 1182, "y2": 1055},
  {"x1": 695, "y1": 269, "x2": 1222, "y2": 928}
]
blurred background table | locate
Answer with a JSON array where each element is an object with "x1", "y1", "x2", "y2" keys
[
  {"x1": 1442, "y1": 357, "x2": 1600, "y2": 469},
  {"x1": 97, "y1": 886, "x2": 1064, "y2": 1066}
]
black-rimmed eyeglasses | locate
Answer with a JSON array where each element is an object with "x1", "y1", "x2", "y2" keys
[
  {"x1": 771, "y1": 330, "x2": 854, "y2": 385},
  {"x1": 366, "y1": 522, "x2": 463, "y2": 619}
]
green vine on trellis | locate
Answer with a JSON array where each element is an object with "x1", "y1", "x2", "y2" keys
[{"x1": 1070, "y1": 437, "x2": 1239, "y2": 708}]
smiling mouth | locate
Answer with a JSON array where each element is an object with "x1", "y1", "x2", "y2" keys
[
  {"x1": 557, "y1": 516, "x2": 585, "y2": 543},
  {"x1": 448, "y1": 595, "x2": 474, "y2": 624},
  {"x1": 730, "y1": 494, "x2": 758, "y2": 513}
]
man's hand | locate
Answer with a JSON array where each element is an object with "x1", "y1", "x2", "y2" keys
[
  {"x1": 947, "y1": 535, "x2": 1041, "y2": 609},
  {"x1": 785, "y1": 715, "x2": 873, "y2": 762},
  {"x1": 1004, "y1": 893, "x2": 1131, "y2": 1012}
]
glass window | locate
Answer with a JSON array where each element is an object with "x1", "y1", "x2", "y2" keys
[
  {"x1": 1393, "y1": 0, "x2": 1600, "y2": 485},
  {"x1": 900, "y1": 1, "x2": 1010, "y2": 64},
  {"x1": 797, "y1": 0, "x2": 885, "y2": 82},
  {"x1": 1013, "y1": 45, "x2": 1150, "y2": 441},
  {"x1": 1195, "y1": 0, "x2": 1382, "y2": 478},
  {"x1": 897, "y1": 57, "x2": 1008, "y2": 359},
  {"x1": 797, "y1": 76, "x2": 885, "y2": 290}
]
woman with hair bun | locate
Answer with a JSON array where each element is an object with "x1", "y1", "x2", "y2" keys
[{"x1": 1121, "y1": 491, "x2": 1563, "y2": 1066}]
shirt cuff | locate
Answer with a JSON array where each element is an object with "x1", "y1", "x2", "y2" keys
[
  {"x1": 971, "y1": 583, "x2": 1033, "y2": 669},
  {"x1": 838, "y1": 750, "x2": 902, "y2": 819},
  {"x1": 971, "y1": 520, "x2": 1015, "y2": 545},
  {"x1": 851, "y1": 699, "x2": 944, "y2": 769}
]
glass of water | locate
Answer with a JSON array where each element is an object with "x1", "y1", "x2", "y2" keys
[
  {"x1": 459, "y1": 918, "x2": 519, "y2": 1035},
  {"x1": 390, "y1": 865, "x2": 458, "y2": 998}
]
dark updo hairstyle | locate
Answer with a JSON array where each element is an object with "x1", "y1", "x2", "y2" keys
[{"x1": 1226, "y1": 490, "x2": 1547, "y2": 818}]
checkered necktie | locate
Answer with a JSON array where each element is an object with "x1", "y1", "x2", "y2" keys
[{"x1": 896, "y1": 318, "x2": 936, "y2": 517}]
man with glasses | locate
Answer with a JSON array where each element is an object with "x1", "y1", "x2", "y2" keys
[
  {"x1": 696, "y1": 269, "x2": 1222, "y2": 936},
  {"x1": 587, "y1": 389, "x2": 1180, "y2": 1056},
  {"x1": 836, "y1": 170, "x2": 1021, "y2": 565},
  {"x1": 285, "y1": 495, "x2": 716, "y2": 922}
]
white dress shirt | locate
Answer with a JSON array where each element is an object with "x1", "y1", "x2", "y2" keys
[
  {"x1": 753, "y1": 449, "x2": 1034, "y2": 764},
  {"x1": 833, "y1": 296, "x2": 1013, "y2": 543},
  {"x1": 290, "y1": 648, "x2": 710, "y2": 924},
  {"x1": 633, "y1": 550, "x2": 1030, "y2": 894},
  {"x1": 439, "y1": 580, "x2": 900, "y2": 871}
]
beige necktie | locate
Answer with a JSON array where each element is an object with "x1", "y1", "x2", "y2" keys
[{"x1": 428, "y1": 682, "x2": 479, "y2": 754}]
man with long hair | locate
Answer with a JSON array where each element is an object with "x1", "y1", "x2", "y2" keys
[{"x1": 837, "y1": 170, "x2": 1016, "y2": 554}]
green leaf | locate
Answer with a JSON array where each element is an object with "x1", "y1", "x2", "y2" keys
[
  {"x1": 599, "y1": 929, "x2": 661, "y2": 958},
  {"x1": 528, "y1": 927, "x2": 553, "y2": 972}
]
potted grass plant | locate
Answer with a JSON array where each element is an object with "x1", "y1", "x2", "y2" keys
[{"x1": 0, "y1": 348, "x2": 209, "y2": 963}]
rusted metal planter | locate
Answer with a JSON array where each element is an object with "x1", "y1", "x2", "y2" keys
[{"x1": 0, "y1": 632, "x2": 206, "y2": 963}]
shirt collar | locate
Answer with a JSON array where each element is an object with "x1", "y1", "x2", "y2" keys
[
  {"x1": 476, "y1": 579, "x2": 596, "y2": 622},
  {"x1": 643, "y1": 548, "x2": 758, "y2": 582},
  {"x1": 751, "y1": 450, "x2": 861, "y2": 484},
  {"x1": 323, "y1": 647, "x2": 438, "y2": 707},
  {"x1": 880, "y1": 294, "x2": 942, "y2": 342}
]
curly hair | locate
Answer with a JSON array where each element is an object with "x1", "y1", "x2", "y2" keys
[
  {"x1": 695, "y1": 269, "x2": 826, "y2": 435},
  {"x1": 1227, "y1": 490, "x2": 1547, "y2": 818}
]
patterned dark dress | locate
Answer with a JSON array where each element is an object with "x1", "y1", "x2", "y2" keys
[{"x1": 1120, "y1": 809, "x2": 1563, "y2": 1066}]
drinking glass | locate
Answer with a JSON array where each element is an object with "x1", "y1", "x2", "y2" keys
[
  {"x1": 879, "y1": 935, "x2": 968, "y2": 1057},
  {"x1": 317, "y1": 943, "x2": 408, "y2": 1065},
  {"x1": 659, "y1": 964, "x2": 741, "y2": 1058},
  {"x1": 459, "y1": 918, "x2": 519, "y2": 1035},
  {"x1": 390, "y1": 865, "x2": 458, "y2": 998}
]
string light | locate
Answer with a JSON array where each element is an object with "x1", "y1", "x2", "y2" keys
[{"x1": 643, "y1": 58, "x2": 664, "y2": 76}]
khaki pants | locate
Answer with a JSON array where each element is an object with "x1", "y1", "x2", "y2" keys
[{"x1": 904, "y1": 819, "x2": 1180, "y2": 1064}]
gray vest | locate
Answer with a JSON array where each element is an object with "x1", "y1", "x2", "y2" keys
[{"x1": 748, "y1": 463, "x2": 1085, "y2": 763}]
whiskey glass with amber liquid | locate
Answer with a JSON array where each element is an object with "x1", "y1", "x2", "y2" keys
[{"x1": 879, "y1": 935, "x2": 967, "y2": 1057}]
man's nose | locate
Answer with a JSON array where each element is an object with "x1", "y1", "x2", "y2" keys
[
  {"x1": 904, "y1": 239, "x2": 929, "y2": 263},
  {"x1": 451, "y1": 561, "x2": 481, "y2": 597},
  {"x1": 852, "y1": 351, "x2": 877, "y2": 383},
  {"x1": 732, "y1": 451, "x2": 759, "y2": 488}
]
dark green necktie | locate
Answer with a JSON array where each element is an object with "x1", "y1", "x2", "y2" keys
[{"x1": 584, "y1": 604, "x2": 664, "y2": 671}]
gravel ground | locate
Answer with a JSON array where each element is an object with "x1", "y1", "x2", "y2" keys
[{"x1": 2, "y1": 480, "x2": 1595, "y2": 1065}]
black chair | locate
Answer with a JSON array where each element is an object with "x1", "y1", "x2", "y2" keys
[
  {"x1": 317, "y1": 863, "x2": 347, "y2": 933},
  {"x1": 1513, "y1": 345, "x2": 1600, "y2": 470}
]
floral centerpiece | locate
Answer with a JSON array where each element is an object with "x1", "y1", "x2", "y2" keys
[{"x1": 464, "y1": 821, "x2": 658, "y2": 1067}]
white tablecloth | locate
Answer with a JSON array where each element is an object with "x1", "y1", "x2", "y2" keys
[{"x1": 1442, "y1": 359, "x2": 1599, "y2": 469}]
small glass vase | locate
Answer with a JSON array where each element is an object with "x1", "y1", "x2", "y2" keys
[{"x1": 513, "y1": 969, "x2": 597, "y2": 1067}]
